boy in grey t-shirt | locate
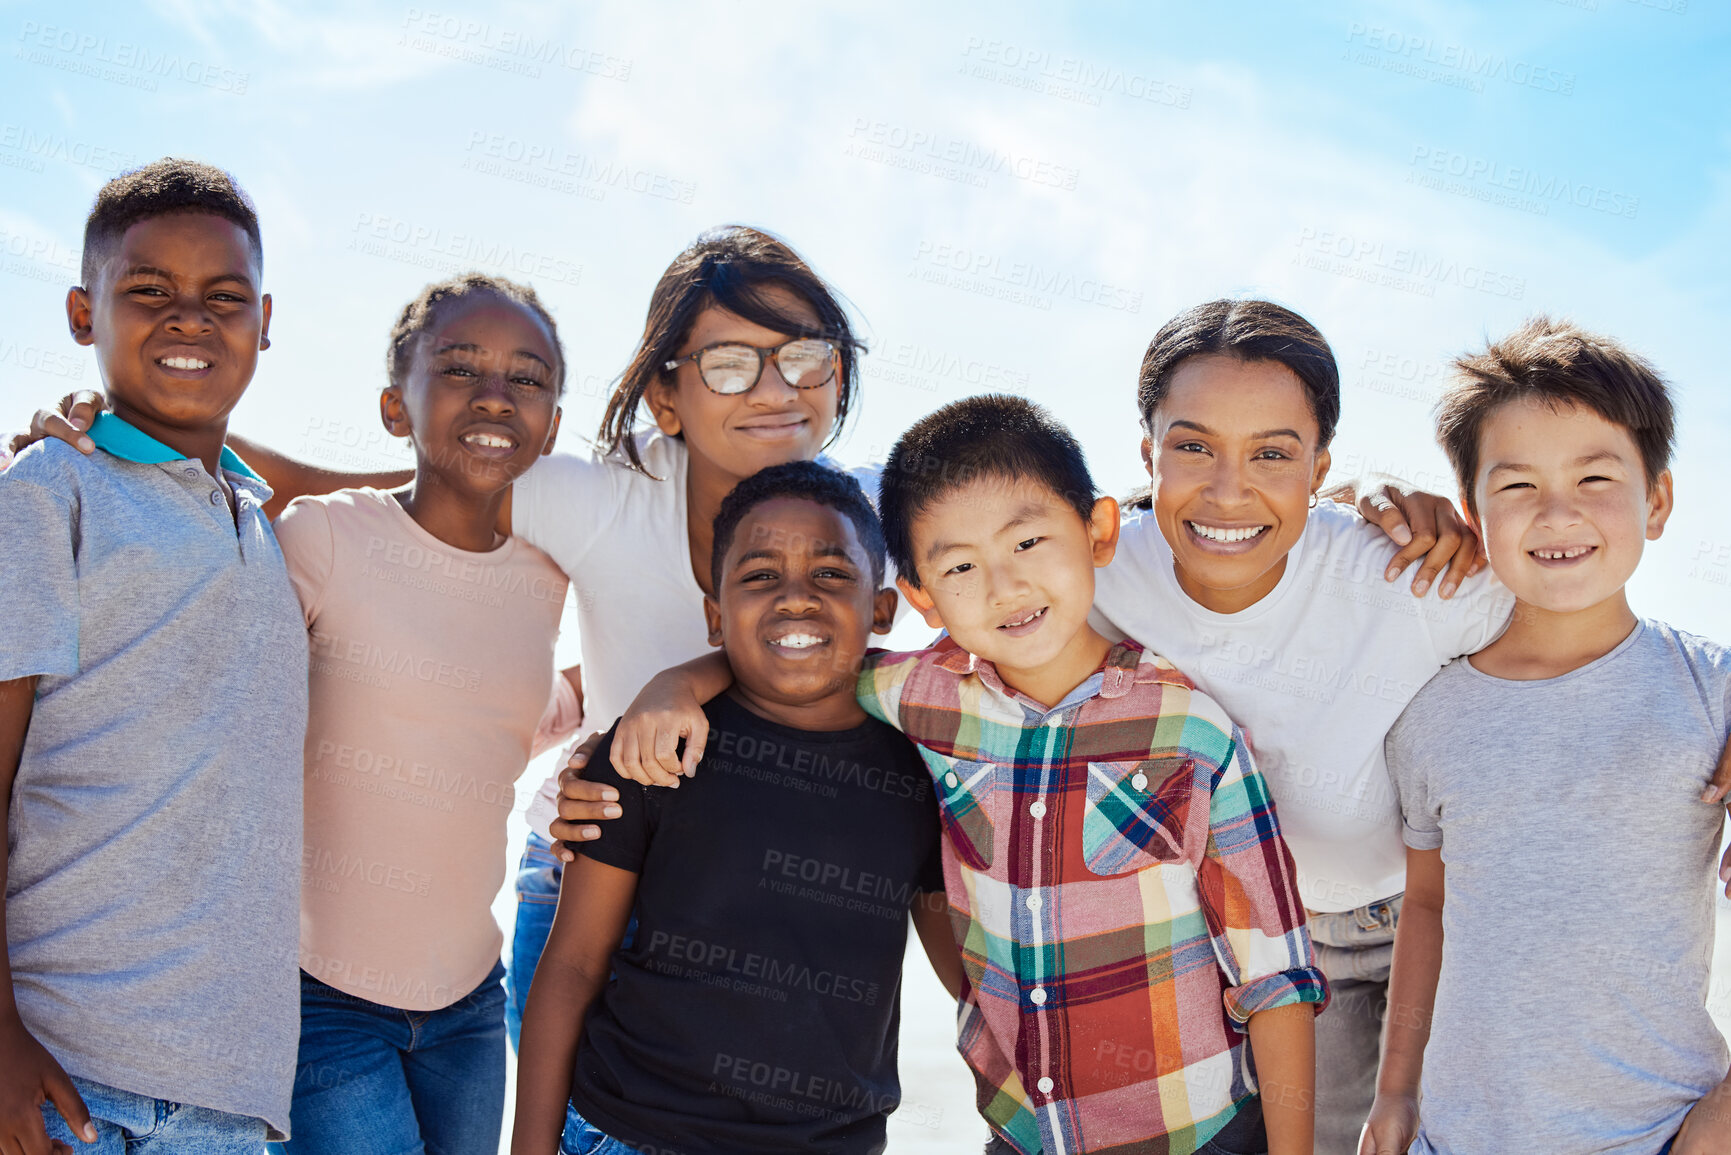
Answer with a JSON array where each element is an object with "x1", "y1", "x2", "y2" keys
[
  {"x1": 0, "y1": 161, "x2": 306, "y2": 1151},
  {"x1": 1364, "y1": 318, "x2": 1730, "y2": 1155}
]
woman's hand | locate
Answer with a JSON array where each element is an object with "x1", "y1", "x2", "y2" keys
[
  {"x1": 1357, "y1": 1092, "x2": 1419, "y2": 1155},
  {"x1": 1325, "y1": 477, "x2": 1485, "y2": 598},
  {"x1": 3, "y1": 391, "x2": 107, "y2": 460},
  {"x1": 547, "y1": 733, "x2": 620, "y2": 862}
]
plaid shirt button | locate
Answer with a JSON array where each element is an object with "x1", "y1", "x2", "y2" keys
[
  {"x1": 1030, "y1": 987, "x2": 1048, "y2": 1005},
  {"x1": 1029, "y1": 800, "x2": 1046, "y2": 818},
  {"x1": 1037, "y1": 1076, "x2": 1054, "y2": 1093}
]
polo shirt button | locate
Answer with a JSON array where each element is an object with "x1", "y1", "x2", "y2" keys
[
  {"x1": 1037, "y1": 1076, "x2": 1054, "y2": 1093},
  {"x1": 1030, "y1": 987, "x2": 1047, "y2": 1005},
  {"x1": 1026, "y1": 893, "x2": 1042, "y2": 910},
  {"x1": 1028, "y1": 800, "x2": 1046, "y2": 819},
  {"x1": 183, "y1": 467, "x2": 198, "y2": 478},
  {"x1": 209, "y1": 490, "x2": 223, "y2": 505},
  {"x1": 944, "y1": 772, "x2": 958, "y2": 789},
  {"x1": 1132, "y1": 772, "x2": 1148, "y2": 790}
]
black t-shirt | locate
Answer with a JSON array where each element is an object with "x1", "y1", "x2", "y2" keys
[{"x1": 570, "y1": 692, "x2": 945, "y2": 1155}]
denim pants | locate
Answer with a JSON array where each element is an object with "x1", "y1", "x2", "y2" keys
[
  {"x1": 560, "y1": 1102, "x2": 645, "y2": 1155},
  {"x1": 505, "y1": 831, "x2": 563, "y2": 1052},
  {"x1": 39, "y1": 1077, "x2": 266, "y2": 1153},
  {"x1": 1308, "y1": 893, "x2": 1402, "y2": 1155},
  {"x1": 267, "y1": 961, "x2": 506, "y2": 1155}
]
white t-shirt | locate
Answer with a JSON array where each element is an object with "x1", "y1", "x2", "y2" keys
[
  {"x1": 1091, "y1": 500, "x2": 1514, "y2": 913},
  {"x1": 513, "y1": 431, "x2": 883, "y2": 835}
]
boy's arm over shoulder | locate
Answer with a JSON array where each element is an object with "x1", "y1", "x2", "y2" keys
[
  {"x1": 1195, "y1": 721, "x2": 1329, "y2": 1025},
  {"x1": 855, "y1": 640, "x2": 958, "y2": 734},
  {"x1": 272, "y1": 494, "x2": 338, "y2": 626},
  {"x1": 0, "y1": 447, "x2": 83, "y2": 683}
]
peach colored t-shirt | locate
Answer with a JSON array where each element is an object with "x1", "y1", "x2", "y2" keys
[{"x1": 275, "y1": 487, "x2": 575, "y2": 1010}]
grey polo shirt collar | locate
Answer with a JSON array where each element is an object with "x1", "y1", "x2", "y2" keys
[{"x1": 87, "y1": 412, "x2": 273, "y2": 534}]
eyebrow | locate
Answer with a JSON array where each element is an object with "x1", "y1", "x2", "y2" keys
[
  {"x1": 1486, "y1": 450, "x2": 1625, "y2": 478},
  {"x1": 733, "y1": 544, "x2": 856, "y2": 569},
  {"x1": 1167, "y1": 419, "x2": 1303, "y2": 440},
  {"x1": 433, "y1": 342, "x2": 553, "y2": 370},
  {"x1": 121, "y1": 265, "x2": 254, "y2": 287},
  {"x1": 923, "y1": 500, "x2": 1052, "y2": 563}
]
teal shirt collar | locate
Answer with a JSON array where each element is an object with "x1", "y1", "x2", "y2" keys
[{"x1": 88, "y1": 412, "x2": 262, "y2": 481}]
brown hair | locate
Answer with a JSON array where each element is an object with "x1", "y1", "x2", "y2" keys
[
  {"x1": 1437, "y1": 316, "x2": 1674, "y2": 516},
  {"x1": 597, "y1": 225, "x2": 864, "y2": 476}
]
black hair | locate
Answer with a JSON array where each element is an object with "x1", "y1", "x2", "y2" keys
[
  {"x1": 879, "y1": 394, "x2": 1097, "y2": 589},
  {"x1": 1438, "y1": 316, "x2": 1674, "y2": 516},
  {"x1": 386, "y1": 273, "x2": 566, "y2": 395},
  {"x1": 82, "y1": 158, "x2": 262, "y2": 287},
  {"x1": 600, "y1": 225, "x2": 865, "y2": 476},
  {"x1": 711, "y1": 461, "x2": 887, "y2": 593}
]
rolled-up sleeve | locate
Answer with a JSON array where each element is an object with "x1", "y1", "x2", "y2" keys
[
  {"x1": 1197, "y1": 730, "x2": 1330, "y2": 1026},
  {"x1": 0, "y1": 475, "x2": 79, "y2": 681}
]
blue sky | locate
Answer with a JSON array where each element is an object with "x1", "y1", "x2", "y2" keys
[{"x1": 3, "y1": 0, "x2": 1728, "y2": 637}]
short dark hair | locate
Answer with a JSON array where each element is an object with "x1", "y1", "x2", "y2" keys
[
  {"x1": 386, "y1": 273, "x2": 566, "y2": 395},
  {"x1": 1137, "y1": 298, "x2": 1340, "y2": 444},
  {"x1": 1437, "y1": 316, "x2": 1675, "y2": 517},
  {"x1": 711, "y1": 461, "x2": 887, "y2": 593},
  {"x1": 599, "y1": 225, "x2": 866, "y2": 476},
  {"x1": 879, "y1": 394, "x2": 1096, "y2": 589},
  {"x1": 82, "y1": 158, "x2": 262, "y2": 286}
]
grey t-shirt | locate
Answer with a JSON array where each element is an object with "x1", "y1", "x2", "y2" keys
[
  {"x1": 1386, "y1": 620, "x2": 1730, "y2": 1155},
  {"x1": 0, "y1": 432, "x2": 307, "y2": 1137}
]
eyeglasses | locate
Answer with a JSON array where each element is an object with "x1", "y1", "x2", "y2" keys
[{"x1": 663, "y1": 338, "x2": 839, "y2": 395}]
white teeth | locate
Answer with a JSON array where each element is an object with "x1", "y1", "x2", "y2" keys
[
  {"x1": 773, "y1": 633, "x2": 824, "y2": 649},
  {"x1": 1189, "y1": 522, "x2": 1268, "y2": 543},
  {"x1": 1002, "y1": 607, "x2": 1045, "y2": 629},
  {"x1": 1534, "y1": 546, "x2": 1592, "y2": 560},
  {"x1": 462, "y1": 432, "x2": 513, "y2": 449},
  {"x1": 158, "y1": 356, "x2": 209, "y2": 370}
]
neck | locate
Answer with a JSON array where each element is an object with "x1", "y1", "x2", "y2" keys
[
  {"x1": 684, "y1": 454, "x2": 744, "y2": 598},
  {"x1": 1469, "y1": 589, "x2": 1638, "y2": 680},
  {"x1": 393, "y1": 470, "x2": 508, "y2": 552},
  {"x1": 727, "y1": 685, "x2": 868, "y2": 732},
  {"x1": 110, "y1": 399, "x2": 228, "y2": 478},
  {"x1": 996, "y1": 624, "x2": 1115, "y2": 710},
  {"x1": 1174, "y1": 554, "x2": 1287, "y2": 614}
]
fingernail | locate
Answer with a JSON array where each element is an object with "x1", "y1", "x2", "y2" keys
[
  {"x1": 1703, "y1": 784, "x2": 1721, "y2": 804},
  {"x1": 1719, "y1": 861, "x2": 1729, "y2": 882},
  {"x1": 78, "y1": 437, "x2": 93, "y2": 452},
  {"x1": 1412, "y1": 578, "x2": 1430, "y2": 597},
  {"x1": 603, "y1": 804, "x2": 621, "y2": 818},
  {"x1": 1391, "y1": 526, "x2": 1412, "y2": 546},
  {"x1": 1439, "y1": 580, "x2": 1457, "y2": 599},
  {"x1": 1385, "y1": 565, "x2": 1400, "y2": 582},
  {"x1": 601, "y1": 787, "x2": 617, "y2": 801},
  {"x1": 580, "y1": 828, "x2": 598, "y2": 841}
]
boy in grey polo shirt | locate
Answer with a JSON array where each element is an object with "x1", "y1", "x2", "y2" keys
[
  {"x1": 1365, "y1": 319, "x2": 1731, "y2": 1155},
  {"x1": 0, "y1": 160, "x2": 306, "y2": 1152}
]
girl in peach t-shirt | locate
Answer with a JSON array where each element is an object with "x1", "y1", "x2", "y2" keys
[{"x1": 269, "y1": 274, "x2": 580, "y2": 1155}]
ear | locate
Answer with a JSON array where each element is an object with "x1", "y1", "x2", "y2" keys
[
  {"x1": 644, "y1": 375, "x2": 683, "y2": 437},
  {"x1": 379, "y1": 387, "x2": 413, "y2": 440},
  {"x1": 540, "y1": 406, "x2": 563, "y2": 457},
  {"x1": 1310, "y1": 445, "x2": 1332, "y2": 498},
  {"x1": 258, "y1": 292, "x2": 273, "y2": 351},
  {"x1": 1088, "y1": 495, "x2": 1121, "y2": 568},
  {"x1": 703, "y1": 594, "x2": 724, "y2": 647},
  {"x1": 1644, "y1": 468, "x2": 1674, "y2": 541},
  {"x1": 871, "y1": 586, "x2": 899, "y2": 635},
  {"x1": 1460, "y1": 489, "x2": 1483, "y2": 538},
  {"x1": 67, "y1": 286, "x2": 94, "y2": 346},
  {"x1": 1139, "y1": 433, "x2": 1153, "y2": 478},
  {"x1": 896, "y1": 575, "x2": 944, "y2": 630}
]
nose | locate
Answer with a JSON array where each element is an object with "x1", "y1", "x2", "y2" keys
[
  {"x1": 775, "y1": 573, "x2": 821, "y2": 613},
  {"x1": 982, "y1": 558, "x2": 1032, "y2": 609},
  {"x1": 1534, "y1": 486, "x2": 1584, "y2": 530},
  {"x1": 163, "y1": 289, "x2": 215, "y2": 337},
  {"x1": 1201, "y1": 454, "x2": 1253, "y2": 507},
  {"x1": 748, "y1": 355, "x2": 800, "y2": 405},
  {"x1": 469, "y1": 371, "x2": 517, "y2": 416}
]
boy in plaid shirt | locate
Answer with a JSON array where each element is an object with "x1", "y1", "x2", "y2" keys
[{"x1": 609, "y1": 396, "x2": 1327, "y2": 1155}]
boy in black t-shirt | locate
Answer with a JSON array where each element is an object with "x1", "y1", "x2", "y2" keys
[{"x1": 512, "y1": 462, "x2": 958, "y2": 1155}]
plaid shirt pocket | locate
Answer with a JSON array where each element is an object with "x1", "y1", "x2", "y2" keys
[
  {"x1": 1082, "y1": 755, "x2": 1196, "y2": 875},
  {"x1": 918, "y1": 750, "x2": 998, "y2": 870}
]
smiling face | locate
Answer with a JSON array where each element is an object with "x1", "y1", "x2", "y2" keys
[
  {"x1": 383, "y1": 292, "x2": 563, "y2": 498},
  {"x1": 1144, "y1": 353, "x2": 1331, "y2": 614},
  {"x1": 900, "y1": 476, "x2": 1119, "y2": 706},
  {"x1": 648, "y1": 284, "x2": 840, "y2": 485},
  {"x1": 70, "y1": 212, "x2": 270, "y2": 447},
  {"x1": 705, "y1": 497, "x2": 897, "y2": 730},
  {"x1": 1470, "y1": 397, "x2": 1670, "y2": 614}
]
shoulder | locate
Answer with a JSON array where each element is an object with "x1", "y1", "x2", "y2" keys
[
  {"x1": 1113, "y1": 642, "x2": 1241, "y2": 761},
  {"x1": 1, "y1": 438, "x2": 100, "y2": 499},
  {"x1": 1299, "y1": 499, "x2": 1399, "y2": 568},
  {"x1": 1639, "y1": 619, "x2": 1731, "y2": 694},
  {"x1": 1387, "y1": 658, "x2": 1470, "y2": 749}
]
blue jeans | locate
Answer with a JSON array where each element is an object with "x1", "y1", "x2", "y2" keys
[
  {"x1": 560, "y1": 1102, "x2": 644, "y2": 1155},
  {"x1": 267, "y1": 962, "x2": 506, "y2": 1155},
  {"x1": 505, "y1": 831, "x2": 563, "y2": 1052},
  {"x1": 39, "y1": 1076, "x2": 266, "y2": 1153}
]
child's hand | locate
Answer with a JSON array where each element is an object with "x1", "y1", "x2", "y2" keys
[
  {"x1": 611, "y1": 672, "x2": 710, "y2": 788},
  {"x1": 3, "y1": 391, "x2": 107, "y2": 459},
  {"x1": 1356, "y1": 1092, "x2": 1418, "y2": 1155},
  {"x1": 0, "y1": 1014, "x2": 97, "y2": 1154},
  {"x1": 1676, "y1": 1079, "x2": 1731, "y2": 1154},
  {"x1": 549, "y1": 733, "x2": 621, "y2": 862}
]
